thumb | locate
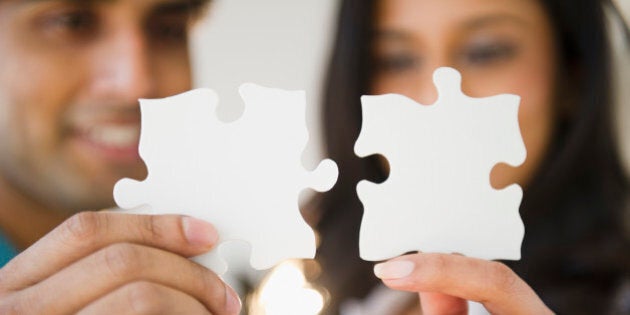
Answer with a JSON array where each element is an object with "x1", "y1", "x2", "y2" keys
[{"x1": 420, "y1": 292, "x2": 468, "y2": 315}]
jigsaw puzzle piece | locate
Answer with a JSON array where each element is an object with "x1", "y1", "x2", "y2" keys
[
  {"x1": 357, "y1": 180, "x2": 525, "y2": 261},
  {"x1": 113, "y1": 88, "x2": 221, "y2": 213},
  {"x1": 356, "y1": 67, "x2": 526, "y2": 262},
  {"x1": 112, "y1": 178, "x2": 150, "y2": 211},
  {"x1": 229, "y1": 84, "x2": 329, "y2": 270},
  {"x1": 430, "y1": 67, "x2": 526, "y2": 171},
  {"x1": 114, "y1": 84, "x2": 336, "y2": 274}
]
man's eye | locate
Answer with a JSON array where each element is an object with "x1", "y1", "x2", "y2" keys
[
  {"x1": 45, "y1": 9, "x2": 97, "y2": 34},
  {"x1": 148, "y1": 18, "x2": 190, "y2": 46},
  {"x1": 374, "y1": 54, "x2": 420, "y2": 74},
  {"x1": 462, "y1": 43, "x2": 517, "y2": 65}
]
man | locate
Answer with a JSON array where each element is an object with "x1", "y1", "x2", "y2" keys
[{"x1": 0, "y1": 0, "x2": 240, "y2": 313}]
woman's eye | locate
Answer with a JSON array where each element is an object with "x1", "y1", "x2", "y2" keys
[
  {"x1": 374, "y1": 53, "x2": 420, "y2": 73},
  {"x1": 462, "y1": 43, "x2": 517, "y2": 65}
]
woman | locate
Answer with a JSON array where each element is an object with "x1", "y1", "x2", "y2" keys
[{"x1": 314, "y1": 0, "x2": 630, "y2": 314}]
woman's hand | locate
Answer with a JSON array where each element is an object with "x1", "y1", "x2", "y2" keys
[
  {"x1": 374, "y1": 253, "x2": 553, "y2": 315},
  {"x1": 0, "y1": 212, "x2": 241, "y2": 315}
]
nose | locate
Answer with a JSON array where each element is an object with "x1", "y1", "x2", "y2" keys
[
  {"x1": 90, "y1": 28, "x2": 155, "y2": 102},
  {"x1": 412, "y1": 70, "x2": 439, "y2": 105},
  {"x1": 411, "y1": 54, "x2": 453, "y2": 105}
]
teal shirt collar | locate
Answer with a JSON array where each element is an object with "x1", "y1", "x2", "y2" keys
[{"x1": 0, "y1": 230, "x2": 17, "y2": 267}]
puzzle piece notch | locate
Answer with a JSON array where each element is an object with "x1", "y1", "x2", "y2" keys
[
  {"x1": 114, "y1": 84, "x2": 337, "y2": 274},
  {"x1": 238, "y1": 83, "x2": 338, "y2": 194},
  {"x1": 355, "y1": 67, "x2": 526, "y2": 262}
]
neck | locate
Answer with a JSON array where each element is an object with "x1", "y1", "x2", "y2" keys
[{"x1": 0, "y1": 177, "x2": 67, "y2": 250}]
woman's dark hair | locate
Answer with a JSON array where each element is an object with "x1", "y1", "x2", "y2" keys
[{"x1": 314, "y1": 0, "x2": 630, "y2": 314}]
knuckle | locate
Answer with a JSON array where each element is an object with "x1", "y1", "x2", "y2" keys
[
  {"x1": 415, "y1": 254, "x2": 450, "y2": 288},
  {"x1": 426, "y1": 254, "x2": 448, "y2": 277},
  {"x1": 101, "y1": 244, "x2": 144, "y2": 278},
  {"x1": 62, "y1": 212, "x2": 104, "y2": 243},
  {"x1": 0, "y1": 294, "x2": 29, "y2": 315},
  {"x1": 487, "y1": 261, "x2": 518, "y2": 293},
  {"x1": 0, "y1": 304, "x2": 19, "y2": 315},
  {"x1": 0, "y1": 301, "x2": 14, "y2": 315},
  {"x1": 125, "y1": 282, "x2": 165, "y2": 314},
  {"x1": 189, "y1": 265, "x2": 224, "y2": 306},
  {"x1": 191, "y1": 267, "x2": 215, "y2": 297},
  {"x1": 433, "y1": 254, "x2": 449, "y2": 270},
  {"x1": 140, "y1": 215, "x2": 164, "y2": 243}
]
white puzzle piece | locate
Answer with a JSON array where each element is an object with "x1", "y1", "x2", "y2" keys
[
  {"x1": 355, "y1": 67, "x2": 526, "y2": 261},
  {"x1": 113, "y1": 84, "x2": 338, "y2": 274}
]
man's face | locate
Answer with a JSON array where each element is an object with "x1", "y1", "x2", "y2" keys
[{"x1": 0, "y1": 0, "x2": 205, "y2": 212}]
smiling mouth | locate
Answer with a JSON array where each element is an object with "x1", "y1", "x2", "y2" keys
[
  {"x1": 73, "y1": 124, "x2": 142, "y2": 163},
  {"x1": 84, "y1": 125, "x2": 140, "y2": 148}
]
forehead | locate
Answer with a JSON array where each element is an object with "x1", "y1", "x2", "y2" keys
[{"x1": 375, "y1": 0, "x2": 547, "y2": 32}]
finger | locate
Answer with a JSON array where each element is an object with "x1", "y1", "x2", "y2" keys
[
  {"x1": 419, "y1": 292, "x2": 468, "y2": 315},
  {"x1": 374, "y1": 253, "x2": 553, "y2": 315},
  {"x1": 0, "y1": 212, "x2": 218, "y2": 291},
  {"x1": 77, "y1": 281, "x2": 211, "y2": 315},
  {"x1": 15, "y1": 243, "x2": 241, "y2": 315}
]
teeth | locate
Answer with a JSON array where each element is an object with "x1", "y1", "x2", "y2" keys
[{"x1": 86, "y1": 126, "x2": 140, "y2": 148}]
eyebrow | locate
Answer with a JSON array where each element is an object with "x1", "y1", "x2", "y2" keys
[
  {"x1": 21, "y1": 0, "x2": 211, "y2": 19},
  {"x1": 461, "y1": 13, "x2": 529, "y2": 30},
  {"x1": 373, "y1": 13, "x2": 529, "y2": 42}
]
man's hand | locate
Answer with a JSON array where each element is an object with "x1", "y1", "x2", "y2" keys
[
  {"x1": 0, "y1": 212, "x2": 241, "y2": 315},
  {"x1": 374, "y1": 253, "x2": 554, "y2": 315}
]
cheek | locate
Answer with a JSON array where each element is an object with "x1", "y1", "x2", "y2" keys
[
  {"x1": 19, "y1": 62, "x2": 76, "y2": 143},
  {"x1": 486, "y1": 59, "x2": 557, "y2": 188},
  {"x1": 0, "y1": 45, "x2": 84, "y2": 160},
  {"x1": 372, "y1": 70, "x2": 438, "y2": 105},
  {"x1": 512, "y1": 69, "x2": 556, "y2": 185},
  {"x1": 152, "y1": 50, "x2": 192, "y2": 96}
]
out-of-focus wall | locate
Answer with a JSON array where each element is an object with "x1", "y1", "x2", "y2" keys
[{"x1": 617, "y1": 0, "x2": 629, "y2": 19}]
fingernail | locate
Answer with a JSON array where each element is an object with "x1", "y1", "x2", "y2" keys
[
  {"x1": 182, "y1": 217, "x2": 218, "y2": 247},
  {"x1": 374, "y1": 260, "x2": 415, "y2": 279},
  {"x1": 225, "y1": 285, "x2": 242, "y2": 314}
]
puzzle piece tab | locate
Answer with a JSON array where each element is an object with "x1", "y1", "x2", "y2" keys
[
  {"x1": 114, "y1": 84, "x2": 337, "y2": 274},
  {"x1": 356, "y1": 67, "x2": 526, "y2": 261}
]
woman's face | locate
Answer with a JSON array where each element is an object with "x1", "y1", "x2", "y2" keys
[{"x1": 371, "y1": 0, "x2": 558, "y2": 188}]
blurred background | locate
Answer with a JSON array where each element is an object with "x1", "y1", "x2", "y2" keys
[{"x1": 189, "y1": 1, "x2": 629, "y2": 313}]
